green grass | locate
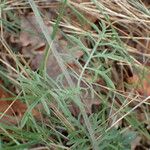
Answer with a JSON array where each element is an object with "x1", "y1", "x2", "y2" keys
[{"x1": 0, "y1": 0, "x2": 150, "y2": 149}]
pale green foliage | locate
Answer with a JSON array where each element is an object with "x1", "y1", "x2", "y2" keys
[{"x1": 2, "y1": 0, "x2": 150, "y2": 149}]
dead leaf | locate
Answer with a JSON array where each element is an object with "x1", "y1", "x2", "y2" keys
[
  {"x1": 19, "y1": 13, "x2": 53, "y2": 58},
  {"x1": 0, "y1": 81, "x2": 40, "y2": 125},
  {"x1": 127, "y1": 72, "x2": 150, "y2": 96},
  {"x1": 131, "y1": 136, "x2": 142, "y2": 150},
  {"x1": 20, "y1": 13, "x2": 49, "y2": 49}
]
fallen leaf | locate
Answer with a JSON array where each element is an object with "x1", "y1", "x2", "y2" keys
[
  {"x1": 0, "y1": 81, "x2": 40, "y2": 125},
  {"x1": 131, "y1": 136, "x2": 142, "y2": 150},
  {"x1": 127, "y1": 72, "x2": 150, "y2": 96},
  {"x1": 20, "y1": 13, "x2": 49, "y2": 50}
]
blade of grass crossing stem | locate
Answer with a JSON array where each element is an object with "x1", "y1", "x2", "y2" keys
[
  {"x1": 67, "y1": 1, "x2": 101, "y2": 34},
  {"x1": 39, "y1": 0, "x2": 67, "y2": 75},
  {"x1": 28, "y1": 0, "x2": 74, "y2": 86},
  {"x1": 77, "y1": 36, "x2": 104, "y2": 87},
  {"x1": 28, "y1": 1, "x2": 99, "y2": 149},
  {"x1": 51, "y1": 0, "x2": 67, "y2": 40},
  {"x1": 21, "y1": 90, "x2": 49, "y2": 128}
]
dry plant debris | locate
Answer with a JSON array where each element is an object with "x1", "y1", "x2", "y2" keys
[
  {"x1": 0, "y1": 0, "x2": 150, "y2": 149},
  {"x1": 0, "y1": 81, "x2": 40, "y2": 125}
]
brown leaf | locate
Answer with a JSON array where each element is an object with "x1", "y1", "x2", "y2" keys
[
  {"x1": 131, "y1": 136, "x2": 141, "y2": 150},
  {"x1": 20, "y1": 13, "x2": 48, "y2": 49},
  {"x1": 127, "y1": 72, "x2": 150, "y2": 96},
  {"x1": 0, "y1": 82, "x2": 40, "y2": 125}
]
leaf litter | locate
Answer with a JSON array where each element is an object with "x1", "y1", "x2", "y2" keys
[
  {"x1": 0, "y1": 80, "x2": 40, "y2": 125},
  {"x1": 1, "y1": 0, "x2": 150, "y2": 149}
]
